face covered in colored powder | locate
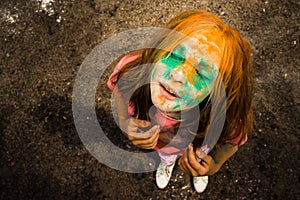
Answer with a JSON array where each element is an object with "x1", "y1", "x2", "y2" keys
[{"x1": 150, "y1": 36, "x2": 220, "y2": 113}]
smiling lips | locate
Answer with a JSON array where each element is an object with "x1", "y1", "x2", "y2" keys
[{"x1": 159, "y1": 83, "x2": 178, "y2": 100}]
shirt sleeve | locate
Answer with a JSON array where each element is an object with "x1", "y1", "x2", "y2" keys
[
  {"x1": 107, "y1": 54, "x2": 140, "y2": 116},
  {"x1": 107, "y1": 54, "x2": 141, "y2": 90},
  {"x1": 227, "y1": 132, "x2": 248, "y2": 146}
]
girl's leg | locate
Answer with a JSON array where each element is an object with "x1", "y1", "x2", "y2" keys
[
  {"x1": 157, "y1": 151, "x2": 178, "y2": 164},
  {"x1": 156, "y1": 151, "x2": 180, "y2": 189}
]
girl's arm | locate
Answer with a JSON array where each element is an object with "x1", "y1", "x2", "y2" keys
[
  {"x1": 178, "y1": 143, "x2": 238, "y2": 176},
  {"x1": 205, "y1": 143, "x2": 238, "y2": 175},
  {"x1": 112, "y1": 88, "x2": 130, "y2": 132}
]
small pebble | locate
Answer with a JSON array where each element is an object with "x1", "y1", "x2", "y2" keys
[
  {"x1": 151, "y1": 17, "x2": 157, "y2": 23},
  {"x1": 181, "y1": 185, "x2": 189, "y2": 190},
  {"x1": 56, "y1": 16, "x2": 62, "y2": 23}
]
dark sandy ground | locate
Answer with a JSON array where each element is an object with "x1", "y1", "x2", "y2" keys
[{"x1": 0, "y1": 0, "x2": 299, "y2": 199}]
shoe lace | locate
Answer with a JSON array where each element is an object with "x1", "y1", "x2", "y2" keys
[
  {"x1": 160, "y1": 163, "x2": 173, "y2": 177},
  {"x1": 194, "y1": 176, "x2": 208, "y2": 185}
]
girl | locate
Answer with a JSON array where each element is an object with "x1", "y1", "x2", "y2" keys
[{"x1": 107, "y1": 10, "x2": 253, "y2": 193}]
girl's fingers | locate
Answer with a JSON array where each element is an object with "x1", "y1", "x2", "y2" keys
[
  {"x1": 178, "y1": 145, "x2": 209, "y2": 176},
  {"x1": 187, "y1": 145, "x2": 205, "y2": 174},
  {"x1": 126, "y1": 118, "x2": 151, "y2": 137},
  {"x1": 129, "y1": 125, "x2": 160, "y2": 140},
  {"x1": 184, "y1": 147, "x2": 200, "y2": 176},
  {"x1": 126, "y1": 117, "x2": 161, "y2": 149},
  {"x1": 178, "y1": 157, "x2": 189, "y2": 174},
  {"x1": 143, "y1": 125, "x2": 160, "y2": 138},
  {"x1": 132, "y1": 131, "x2": 159, "y2": 147},
  {"x1": 178, "y1": 147, "x2": 197, "y2": 176},
  {"x1": 197, "y1": 154, "x2": 211, "y2": 170},
  {"x1": 138, "y1": 141, "x2": 158, "y2": 149},
  {"x1": 131, "y1": 118, "x2": 151, "y2": 127},
  {"x1": 192, "y1": 146, "x2": 213, "y2": 175}
]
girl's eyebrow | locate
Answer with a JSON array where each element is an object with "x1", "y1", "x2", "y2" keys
[
  {"x1": 169, "y1": 51, "x2": 185, "y2": 61},
  {"x1": 172, "y1": 45, "x2": 186, "y2": 58}
]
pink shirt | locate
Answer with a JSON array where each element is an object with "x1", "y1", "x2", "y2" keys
[{"x1": 107, "y1": 54, "x2": 247, "y2": 154}]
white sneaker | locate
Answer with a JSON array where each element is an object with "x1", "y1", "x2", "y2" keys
[
  {"x1": 193, "y1": 176, "x2": 209, "y2": 193},
  {"x1": 156, "y1": 162, "x2": 176, "y2": 189}
]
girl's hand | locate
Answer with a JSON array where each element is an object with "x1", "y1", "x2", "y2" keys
[
  {"x1": 178, "y1": 144, "x2": 219, "y2": 176},
  {"x1": 125, "y1": 118, "x2": 160, "y2": 149}
]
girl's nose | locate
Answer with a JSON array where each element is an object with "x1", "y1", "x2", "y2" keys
[{"x1": 170, "y1": 66, "x2": 185, "y2": 84}]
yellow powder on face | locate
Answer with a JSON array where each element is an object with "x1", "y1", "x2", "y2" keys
[
  {"x1": 178, "y1": 91, "x2": 188, "y2": 96},
  {"x1": 158, "y1": 95, "x2": 166, "y2": 105},
  {"x1": 195, "y1": 33, "x2": 222, "y2": 66},
  {"x1": 186, "y1": 68, "x2": 197, "y2": 84},
  {"x1": 181, "y1": 63, "x2": 197, "y2": 85}
]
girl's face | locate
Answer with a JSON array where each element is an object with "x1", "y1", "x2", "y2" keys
[{"x1": 150, "y1": 38, "x2": 219, "y2": 112}]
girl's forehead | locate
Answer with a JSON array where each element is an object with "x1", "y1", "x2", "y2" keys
[{"x1": 177, "y1": 34, "x2": 222, "y2": 67}]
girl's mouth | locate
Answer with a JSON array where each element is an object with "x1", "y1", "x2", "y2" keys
[{"x1": 159, "y1": 83, "x2": 178, "y2": 100}]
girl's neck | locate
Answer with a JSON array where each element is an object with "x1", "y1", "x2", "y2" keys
[
  {"x1": 165, "y1": 110, "x2": 182, "y2": 120},
  {"x1": 164, "y1": 108, "x2": 195, "y2": 120}
]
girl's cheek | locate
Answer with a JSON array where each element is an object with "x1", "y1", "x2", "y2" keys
[
  {"x1": 160, "y1": 64, "x2": 177, "y2": 82},
  {"x1": 180, "y1": 93, "x2": 199, "y2": 108},
  {"x1": 189, "y1": 84, "x2": 209, "y2": 105},
  {"x1": 152, "y1": 64, "x2": 170, "y2": 82},
  {"x1": 195, "y1": 73, "x2": 214, "y2": 92}
]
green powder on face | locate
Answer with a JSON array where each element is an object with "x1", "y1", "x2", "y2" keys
[
  {"x1": 172, "y1": 103, "x2": 180, "y2": 110},
  {"x1": 198, "y1": 58, "x2": 209, "y2": 68},
  {"x1": 193, "y1": 58, "x2": 216, "y2": 90},
  {"x1": 191, "y1": 74, "x2": 206, "y2": 91},
  {"x1": 172, "y1": 45, "x2": 186, "y2": 58},
  {"x1": 161, "y1": 67, "x2": 172, "y2": 80},
  {"x1": 199, "y1": 58, "x2": 218, "y2": 80},
  {"x1": 160, "y1": 45, "x2": 186, "y2": 81},
  {"x1": 161, "y1": 45, "x2": 186, "y2": 69}
]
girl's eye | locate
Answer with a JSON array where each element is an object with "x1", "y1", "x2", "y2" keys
[
  {"x1": 161, "y1": 51, "x2": 185, "y2": 67},
  {"x1": 167, "y1": 52, "x2": 185, "y2": 63},
  {"x1": 195, "y1": 68, "x2": 210, "y2": 80}
]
